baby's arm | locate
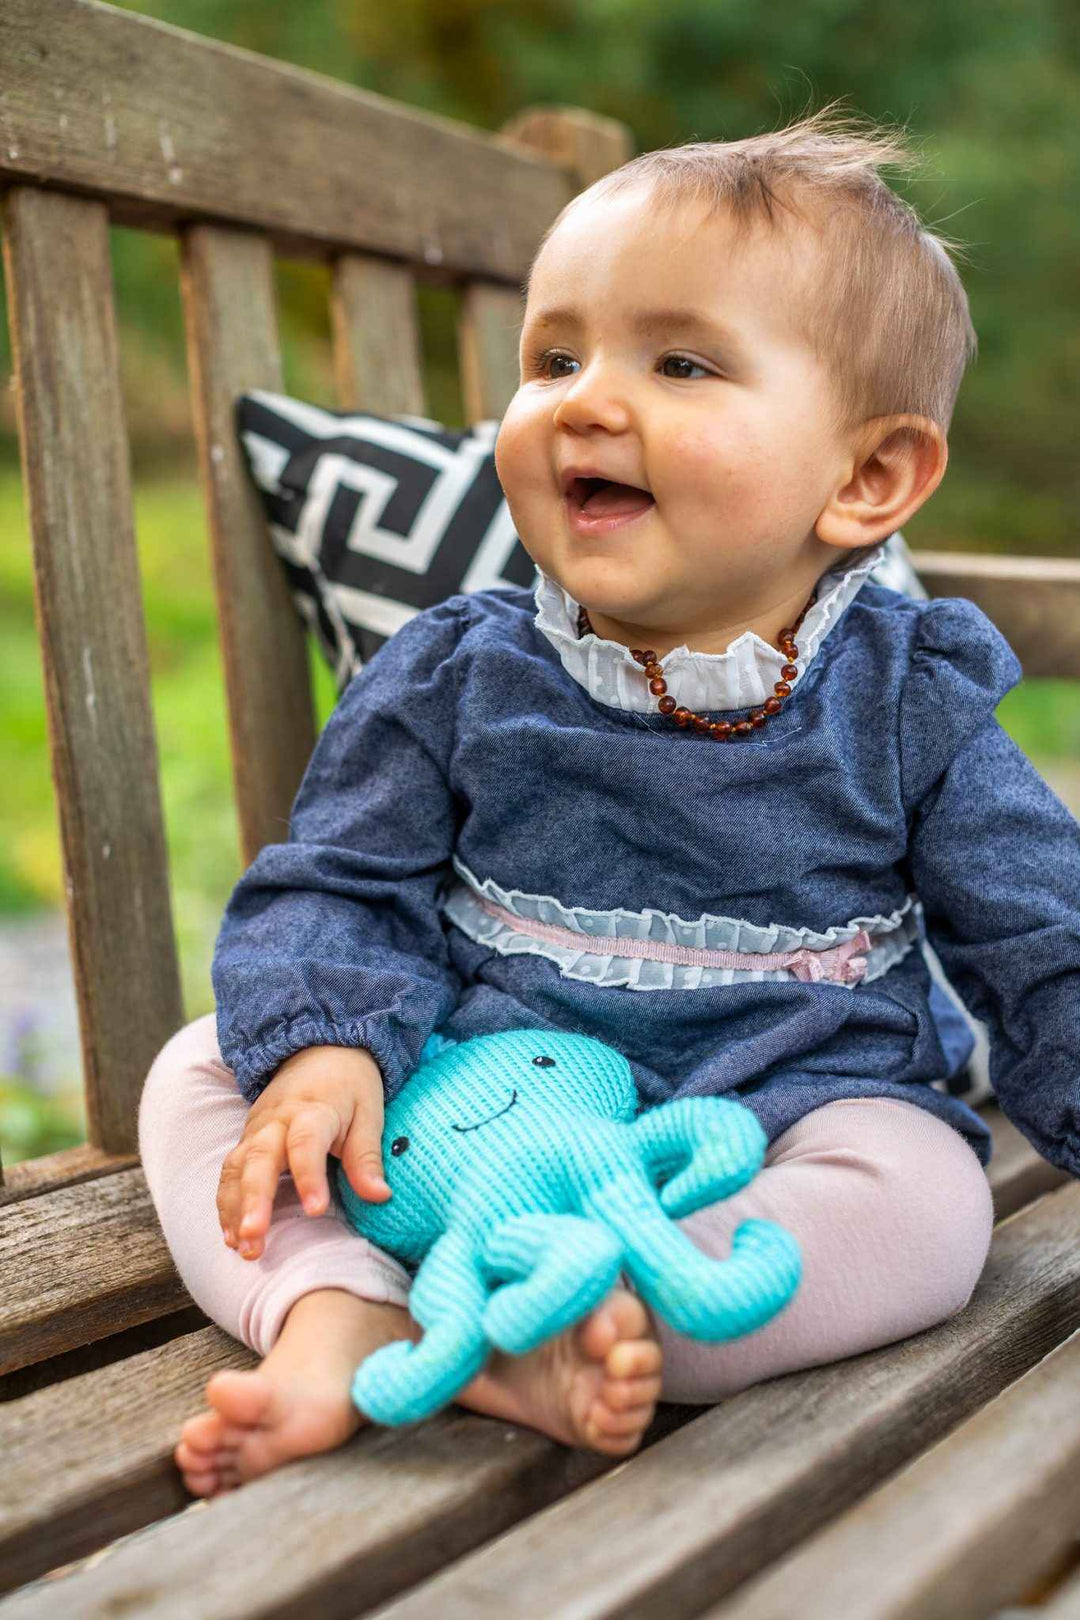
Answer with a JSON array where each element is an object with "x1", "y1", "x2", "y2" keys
[
  {"x1": 900, "y1": 598, "x2": 1080, "y2": 1176},
  {"x1": 216, "y1": 1043, "x2": 389, "y2": 1259},
  {"x1": 211, "y1": 595, "x2": 469, "y2": 1112}
]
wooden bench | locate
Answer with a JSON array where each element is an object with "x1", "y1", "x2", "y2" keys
[{"x1": 3, "y1": 4, "x2": 1080, "y2": 1613}]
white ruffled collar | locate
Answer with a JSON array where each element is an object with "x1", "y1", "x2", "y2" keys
[{"x1": 533, "y1": 540, "x2": 888, "y2": 714}]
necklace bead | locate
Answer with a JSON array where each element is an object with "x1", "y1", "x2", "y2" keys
[{"x1": 576, "y1": 590, "x2": 817, "y2": 739}]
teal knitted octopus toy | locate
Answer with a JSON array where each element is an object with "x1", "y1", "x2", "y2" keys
[{"x1": 337, "y1": 1027, "x2": 801, "y2": 1426}]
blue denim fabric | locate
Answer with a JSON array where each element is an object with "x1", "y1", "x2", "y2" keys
[{"x1": 212, "y1": 579, "x2": 1080, "y2": 1175}]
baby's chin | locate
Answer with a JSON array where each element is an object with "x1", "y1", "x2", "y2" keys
[{"x1": 548, "y1": 554, "x2": 676, "y2": 616}]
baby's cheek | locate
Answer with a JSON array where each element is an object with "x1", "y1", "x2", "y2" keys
[
  {"x1": 494, "y1": 403, "x2": 538, "y2": 494},
  {"x1": 671, "y1": 425, "x2": 757, "y2": 487}
]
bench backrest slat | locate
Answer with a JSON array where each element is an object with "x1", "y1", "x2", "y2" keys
[
  {"x1": 1, "y1": 185, "x2": 184, "y2": 1153},
  {"x1": 459, "y1": 282, "x2": 527, "y2": 423},
  {"x1": 330, "y1": 255, "x2": 427, "y2": 416},
  {"x1": 179, "y1": 223, "x2": 317, "y2": 865},
  {"x1": 914, "y1": 551, "x2": 1080, "y2": 681},
  {"x1": 0, "y1": 0, "x2": 574, "y2": 276}
]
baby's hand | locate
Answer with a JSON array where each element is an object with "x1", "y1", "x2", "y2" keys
[{"x1": 217, "y1": 1044, "x2": 390, "y2": 1259}]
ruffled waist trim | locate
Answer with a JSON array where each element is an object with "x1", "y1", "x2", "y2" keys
[{"x1": 441, "y1": 857, "x2": 920, "y2": 992}]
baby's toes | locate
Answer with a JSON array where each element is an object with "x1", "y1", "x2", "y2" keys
[
  {"x1": 589, "y1": 1355, "x2": 662, "y2": 1454},
  {"x1": 583, "y1": 1403, "x2": 651, "y2": 1455},
  {"x1": 175, "y1": 1407, "x2": 246, "y2": 1496},
  {"x1": 597, "y1": 1372, "x2": 663, "y2": 1413},
  {"x1": 175, "y1": 1437, "x2": 233, "y2": 1496},
  {"x1": 178, "y1": 1408, "x2": 227, "y2": 1456},
  {"x1": 607, "y1": 1335, "x2": 662, "y2": 1383},
  {"x1": 175, "y1": 1446, "x2": 221, "y2": 1497}
]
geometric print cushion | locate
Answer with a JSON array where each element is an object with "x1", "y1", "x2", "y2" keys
[
  {"x1": 235, "y1": 387, "x2": 989, "y2": 1107},
  {"x1": 236, "y1": 390, "x2": 537, "y2": 691}
]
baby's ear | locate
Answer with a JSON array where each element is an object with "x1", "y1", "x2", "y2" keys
[{"x1": 817, "y1": 414, "x2": 947, "y2": 551}]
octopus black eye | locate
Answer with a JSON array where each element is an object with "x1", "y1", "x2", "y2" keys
[
  {"x1": 390, "y1": 1136, "x2": 410, "y2": 1156},
  {"x1": 532, "y1": 1055, "x2": 556, "y2": 1067}
]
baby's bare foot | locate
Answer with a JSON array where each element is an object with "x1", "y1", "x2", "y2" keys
[
  {"x1": 174, "y1": 1290, "x2": 417, "y2": 1496},
  {"x1": 460, "y1": 1287, "x2": 662, "y2": 1456}
]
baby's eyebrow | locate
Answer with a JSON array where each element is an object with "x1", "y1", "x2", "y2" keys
[{"x1": 524, "y1": 305, "x2": 744, "y2": 349}]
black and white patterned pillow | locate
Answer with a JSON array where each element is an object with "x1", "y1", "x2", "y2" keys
[
  {"x1": 235, "y1": 388, "x2": 928, "y2": 692},
  {"x1": 235, "y1": 391, "x2": 537, "y2": 690}
]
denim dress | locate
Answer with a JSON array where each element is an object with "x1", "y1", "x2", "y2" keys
[{"x1": 212, "y1": 540, "x2": 1080, "y2": 1175}]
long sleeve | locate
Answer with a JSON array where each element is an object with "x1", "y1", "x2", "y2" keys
[
  {"x1": 900, "y1": 597, "x2": 1080, "y2": 1176},
  {"x1": 212, "y1": 595, "x2": 471, "y2": 1103}
]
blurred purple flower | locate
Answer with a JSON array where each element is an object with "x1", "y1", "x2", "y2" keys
[{"x1": 5, "y1": 1006, "x2": 44, "y2": 1083}]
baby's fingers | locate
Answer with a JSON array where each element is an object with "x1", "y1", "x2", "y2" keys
[
  {"x1": 285, "y1": 1106, "x2": 339, "y2": 1216},
  {"x1": 340, "y1": 1114, "x2": 391, "y2": 1204},
  {"x1": 235, "y1": 1120, "x2": 288, "y2": 1257}
]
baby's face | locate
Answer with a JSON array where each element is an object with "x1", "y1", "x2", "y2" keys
[{"x1": 494, "y1": 186, "x2": 858, "y2": 650}]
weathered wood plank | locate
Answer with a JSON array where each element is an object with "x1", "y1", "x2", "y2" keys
[
  {"x1": 0, "y1": 185, "x2": 184, "y2": 1154},
  {"x1": 0, "y1": 1144, "x2": 137, "y2": 1207},
  {"x1": 705, "y1": 1328, "x2": 1080, "y2": 1620},
  {"x1": 912, "y1": 551, "x2": 1080, "y2": 680},
  {"x1": 0, "y1": 0, "x2": 573, "y2": 275},
  {"x1": 0, "y1": 1168, "x2": 187, "y2": 1375},
  {"x1": 706, "y1": 1330, "x2": 1080, "y2": 1620},
  {"x1": 0, "y1": 1326, "x2": 254, "y2": 1595},
  {"x1": 0, "y1": 1383, "x2": 686, "y2": 1619},
  {"x1": 458, "y1": 280, "x2": 524, "y2": 423},
  {"x1": 362, "y1": 1179, "x2": 1080, "y2": 1620},
  {"x1": 0, "y1": 1305, "x2": 208, "y2": 1403},
  {"x1": 500, "y1": 106, "x2": 639, "y2": 191},
  {"x1": 180, "y1": 224, "x2": 316, "y2": 864},
  {"x1": 330, "y1": 255, "x2": 426, "y2": 416}
]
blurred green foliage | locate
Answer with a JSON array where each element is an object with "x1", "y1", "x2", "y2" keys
[{"x1": 0, "y1": 1078, "x2": 85, "y2": 1162}]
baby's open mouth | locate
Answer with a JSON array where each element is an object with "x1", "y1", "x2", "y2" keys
[
  {"x1": 452, "y1": 1089, "x2": 518, "y2": 1132},
  {"x1": 567, "y1": 476, "x2": 655, "y2": 518}
]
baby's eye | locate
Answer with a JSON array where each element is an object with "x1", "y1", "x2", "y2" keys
[
  {"x1": 532, "y1": 1055, "x2": 556, "y2": 1067},
  {"x1": 525, "y1": 348, "x2": 575, "y2": 380},
  {"x1": 523, "y1": 348, "x2": 713, "y2": 382},
  {"x1": 660, "y1": 355, "x2": 711, "y2": 380},
  {"x1": 391, "y1": 1136, "x2": 410, "y2": 1156}
]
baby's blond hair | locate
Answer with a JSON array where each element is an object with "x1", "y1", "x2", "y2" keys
[{"x1": 526, "y1": 101, "x2": 977, "y2": 449}]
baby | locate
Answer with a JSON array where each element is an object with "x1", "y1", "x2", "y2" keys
[{"x1": 140, "y1": 104, "x2": 1080, "y2": 1497}]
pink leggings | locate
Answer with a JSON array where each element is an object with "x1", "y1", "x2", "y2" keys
[{"x1": 139, "y1": 1013, "x2": 995, "y2": 1403}]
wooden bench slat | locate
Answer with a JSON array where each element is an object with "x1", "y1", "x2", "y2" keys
[
  {"x1": 2, "y1": 1163, "x2": 1076, "y2": 1617},
  {"x1": 702, "y1": 1329, "x2": 1080, "y2": 1620},
  {"x1": 0, "y1": 1145, "x2": 137, "y2": 1207},
  {"x1": 0, "y1": 1168, "x2": 186, "y2": 1375},
  {"x1": 0, "y1": 1326, "x2": 254, "y2": 1596},
  {"x1": 0, "y1": 184, "x2": 184, "y2": 1155},
  {"x1": 360, "y1": 1178, "x2": 1080, "y2": 1620},
  {"x1": 458, "y1": 281, "x2": 525, "y2": 423},
  {"x1": 0, "y1": 1378, "x2": 688, "y2": 1618},
  {"x1": 0, "y1": 0, "x2": 574, "y2": 276},
  {"x1": 180, "y1": 223, "x2": 316, "y2": 863},
  {"x1": 330, "y1": 256, "x2": 427, "y2": 416},
  {"x1": 913, "y1": 551, "x2": 1080, "y2": 680}
]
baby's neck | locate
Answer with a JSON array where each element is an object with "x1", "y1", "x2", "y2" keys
[{"x1": 584, "y1": 577, "x2": 826, "y2": 660}]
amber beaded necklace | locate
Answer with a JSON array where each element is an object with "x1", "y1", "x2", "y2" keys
[{"x1": 576, "y1": 589, "x2": 817, "y2": 740}]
